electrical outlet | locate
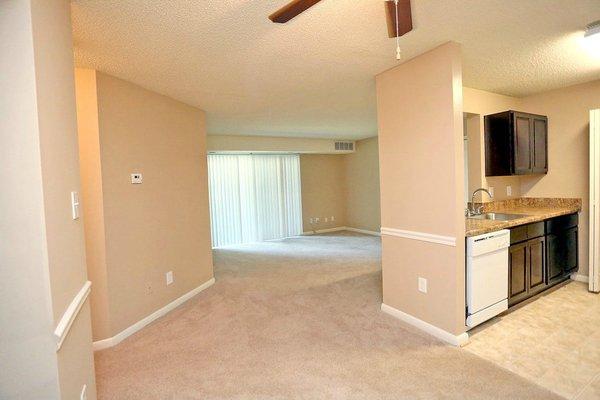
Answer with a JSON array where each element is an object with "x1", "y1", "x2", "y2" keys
[
  {"x1": 145, "y1": 282, "x2": 153, "y2": 295},
  {"x1": 324, "y1": 217, "x2": 329, "y2": 222},
  {"x1": 80, "y1": 384, "x2": 87, "y2": 400},
  {"x1": 331, "y1": 216, "x2": 335, "y2": 222},
  {"x1": 488, "y1": 186, "x2": 494, "y2": 197},
  {"x1": 506, "y1": 185, "x2": 512, "y2": 196},
  {"x1": 131, "y1": 173, "x2": 143, "y2": 184},
  {"x1": 418, "y1": 277, "x2": 428, "y2": 293},
  {"x1": 315, "y1": 217, "x2": 320, "y2": 223},
  {"x1": 166, "y1": 271, "x2": 173, "y2": 285}
]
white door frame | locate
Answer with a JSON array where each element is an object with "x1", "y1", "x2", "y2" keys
[{"x1": 589, "y1": 109, "x2": 600, "y2": 293}]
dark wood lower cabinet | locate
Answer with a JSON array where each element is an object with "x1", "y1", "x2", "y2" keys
[
  {"x1": 509, "y1": 242, "x2": 527, "y2": 305},
  {"x1": 528, "y1": 236, "x2": 546, "y2": 295},
  {"x1": 508, "y1": 213, "x2": 578, "y2": 307},
  {"x1": 508, "y1": 236, "x2": 546, "y2": 306},
  {"x1": 547, "y1": 226, "x2": 578, "y2": 285}
]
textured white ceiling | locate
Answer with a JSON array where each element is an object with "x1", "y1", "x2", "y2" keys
[{"x1": 71, "y1": 0, "x2": 600, "y2": 139}]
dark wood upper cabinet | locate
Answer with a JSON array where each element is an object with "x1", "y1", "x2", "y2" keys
[
  {"x1": 532, "y1": 116, "x2": 548, "y2": 173},
  {"x1": 514, "y1": 113, "x2": 532, "y2": 174},
  {"x1": 484, "y1": 111, "x2": 548, "y2": 176}
]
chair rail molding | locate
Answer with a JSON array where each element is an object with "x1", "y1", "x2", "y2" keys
[
  {"x1": 380, "y1": 227, "x2": 456, "y2": 247},
  {"x1": 54, "y1": 280, "x2": 92, "y2": 351}
]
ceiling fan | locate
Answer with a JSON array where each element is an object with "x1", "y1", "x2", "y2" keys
[{"x1": 269, "y1": 0, "x2": 412, "y2": 58}]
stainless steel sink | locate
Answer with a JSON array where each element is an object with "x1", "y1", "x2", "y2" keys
[{"x1": 468, "y1": 212, "x2": 528, "y2": 221}]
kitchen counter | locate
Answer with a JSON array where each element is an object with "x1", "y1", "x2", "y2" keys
[{"x1": 465, "y1": 198, "x2": 581, "y2": 237}]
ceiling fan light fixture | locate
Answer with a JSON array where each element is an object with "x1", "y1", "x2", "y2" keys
[
  {"x1": 385, "y1": 0, "x2": 412, "y2": 60},
  {"x1": 269, "y1": 0, "x2": 322, "y2": 23},
  {"x1": 385, "y1": 0, "x2": 412, "y2": 38},
  {"x1": 395, "y1": 0, "x2": 401, "y2": 60}
]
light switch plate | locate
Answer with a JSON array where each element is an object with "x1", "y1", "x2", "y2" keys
[
  {"x1": 418, "y1": 277, "x2": 428, "y2": 293},
  {"x1": 506, "y1": 186, "x2": 512, "y2": 196},
  {"x1": 166, "y1": 271, "x2": 173, "y2": 286},
  {"x1": 131, "y1": 173, "x2": 143, "y2": 184}
]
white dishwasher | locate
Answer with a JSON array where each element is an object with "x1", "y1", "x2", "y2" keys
[{"x1": 466, "y1": 229, "x2": 510, "y2": 328}]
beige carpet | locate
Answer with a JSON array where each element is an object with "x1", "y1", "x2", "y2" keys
[{"x1": 95, "y1": 232, "x2": 563, "y2": 399}]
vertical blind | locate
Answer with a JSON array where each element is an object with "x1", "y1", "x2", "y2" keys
[{"x1": 207, "y1": 154, "x2": 303, "y2": 247}]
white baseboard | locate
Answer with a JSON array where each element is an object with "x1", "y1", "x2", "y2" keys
[
  {"x1": 93, "y1": 277, "x2": 215, "y2": 351},
  {"x1": 381, "y1": 303, "x2": 469, "y2": 347},
  {"x1": 344, "y1": 227, "x2": 381, "y2": 236},
  {"x1": 571, "y1": 273, "x2": 590, "y2": 283},
  {"x1": 302, "y1": 226, "x2": 381, "y2": 236},
  {"x1": 302, "y1": 226, "x2": 346, "y2": 235}
]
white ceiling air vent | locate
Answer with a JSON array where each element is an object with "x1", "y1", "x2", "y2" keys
[{"x1": 334, "y1": 141, "x2": 355, "y2": 152}]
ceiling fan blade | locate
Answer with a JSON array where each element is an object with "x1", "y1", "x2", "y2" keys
[
  {"x1": 385, "y1": 0, "x2": 412, "y2": 38},
  {"x1": 269, "y1": 0, "x2": 323, "y2": 23}
]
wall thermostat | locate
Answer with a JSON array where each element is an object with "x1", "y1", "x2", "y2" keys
[{"x1": 131, "y1": 173, "x2": 143, "y2": 184}]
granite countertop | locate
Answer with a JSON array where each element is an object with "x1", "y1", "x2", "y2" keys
[{"x1": 465, "y1": 198, "x2": 582, "y2": 237}]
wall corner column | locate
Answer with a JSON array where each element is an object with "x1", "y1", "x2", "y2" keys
[{"x1": 376, "y1": 42, "x2": 467, "y2": 343}]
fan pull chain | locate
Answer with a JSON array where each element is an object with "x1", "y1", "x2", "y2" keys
[{"x1": 395, "y1": 0, "x2": 401, "y2": 60}]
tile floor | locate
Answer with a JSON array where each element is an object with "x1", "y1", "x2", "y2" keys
[{"x1": 464, "y1": 281, "x2": 600, "y2": 399}]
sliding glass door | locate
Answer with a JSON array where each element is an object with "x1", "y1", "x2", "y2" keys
[{"x1": 207, "y1": 154, "x2": 303, "y2": 247}]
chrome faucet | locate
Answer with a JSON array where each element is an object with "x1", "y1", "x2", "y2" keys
[{"x1": 468, "y1": 188, "x2": 493, "y2": 216}]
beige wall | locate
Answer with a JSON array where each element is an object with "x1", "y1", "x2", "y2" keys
[
  {"x1": 520, "y1": 80, "x2": 600, "y2": 276},
  {"x1": 0, "y1": 1, "x2": 61, "y2": 396},
  {"x1": 377, "y1": 42, "x2": 466, "y2": 335},
  {"x1": 0, "y1": 0, "x2": 96, "y2": 399},
  {"x1": 33, "y1": 1, "x2": 97, "y2": 398},
  {"x1": 210, "y1": 135, "x2": 381, "y2": 233},
  {"x1": 301, "y1": 137, "x2": 381, "y2": 233},
  {"x1": 344, "y1": 137, "x2": 381, "y2": 232},
  {"x1": 464, "y1": 113, "x2": 480, "y2": 200},
  {"x1": 300, "y1": 154, "x2": 348, "y2": 231},
  {"x1": 75, "y1": 70, "x2": 214, "y2": 340},
  {"x1": 75, "y1": 69, "x2": 111, "y2": 340},
  {"x1": 464, "y1": 81, "x2": 600, "y2": 276},
  {"x1": 208, "y1": 134, "x2": 354, "y2": 154},
  {"x1": 463, "y1": 87, "x2": 523, "y2": 202}
]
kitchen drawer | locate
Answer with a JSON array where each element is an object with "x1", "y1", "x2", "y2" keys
[
  {"x1": 510, "y1": 225, "x2": 528, "y2": 244},
  {"x1": 527, "y1": 222, "x2": 545, "y2": 239},
  {"x1": 510, "y1": 222, "x2": 544, "y2": 244},
  {"x1": 546, "y1": 213, "x2": 578, "y2": 234}
]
